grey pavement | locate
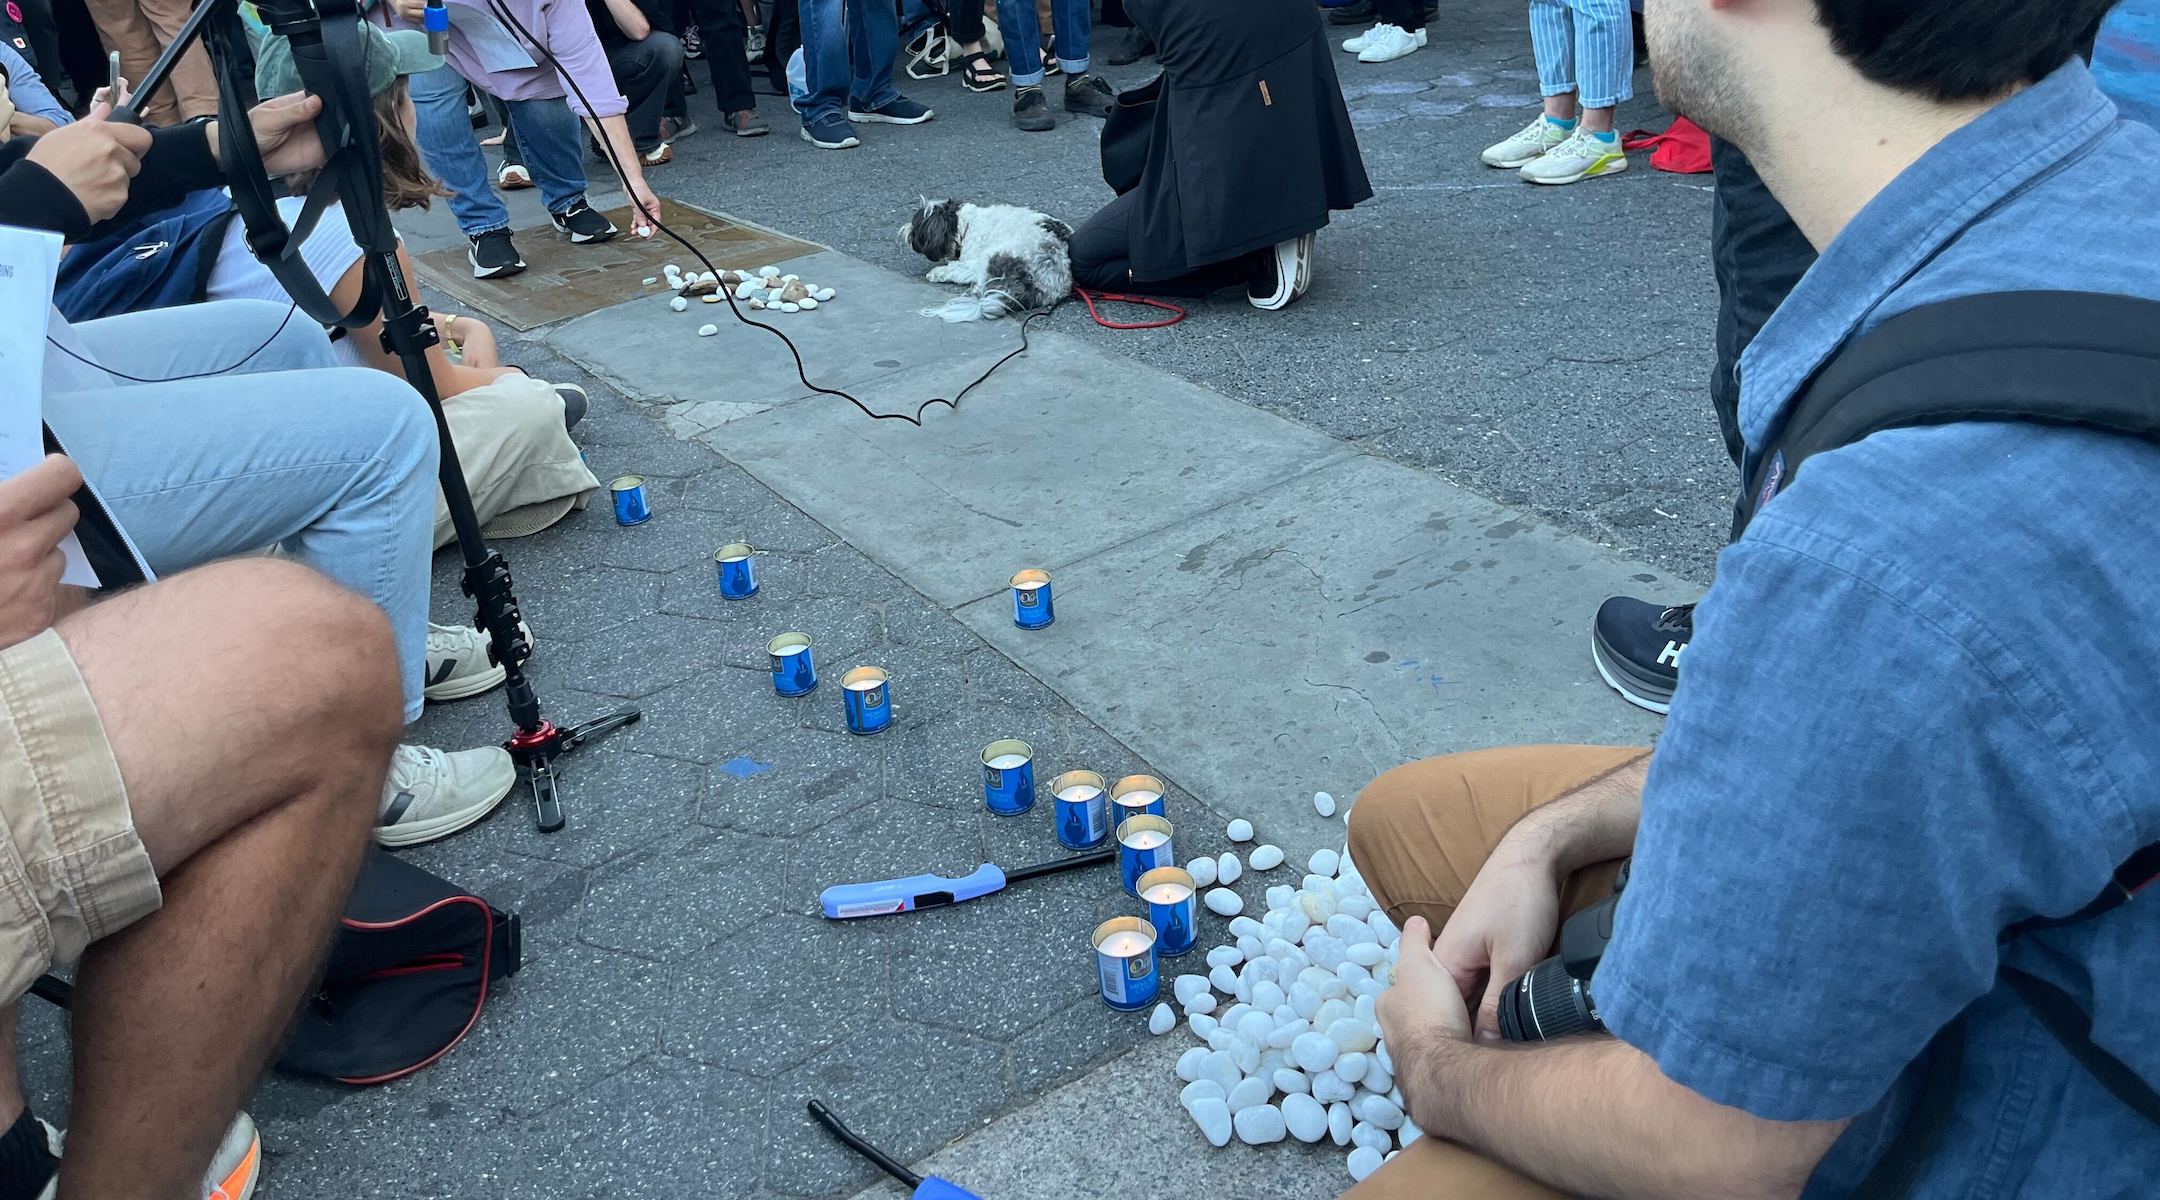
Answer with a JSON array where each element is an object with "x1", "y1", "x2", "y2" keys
[{"x1": 14, "y1": 3, "x2": 1723, "y2": 1198}]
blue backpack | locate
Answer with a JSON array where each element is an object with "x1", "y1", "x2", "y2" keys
[{"x1": 54, "y1": 189, "x2": 241, "y2": 323}]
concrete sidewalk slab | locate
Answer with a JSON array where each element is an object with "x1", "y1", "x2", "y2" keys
[
  {"x1": 716, "y1": 333, "x2": 1354, "y2": 608},
  {"x1": 545, "y1": 251, "x2": 1018, "y2": 415},
  {"x1": 955, "y1": 453, "x2": 1669, "y2": 856}
]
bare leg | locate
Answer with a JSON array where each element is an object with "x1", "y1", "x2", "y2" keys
[
  {"x1": 1580, "y1": 104, "x2": 1615, "y2": 134},
  {"x1": 49, "y1": 560, "x2": 401, "y2": 1200},
  {"x1": 0, "y1": 1004, "x2": 20, "y2": 1127},
  {"x1": 1541, "y1": 91, "x2": 1579, "y2": 122}
]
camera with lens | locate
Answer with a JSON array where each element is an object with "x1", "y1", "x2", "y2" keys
[{"x1": 1496, "y1": 859, "x2": 1628, "y2": 1042}]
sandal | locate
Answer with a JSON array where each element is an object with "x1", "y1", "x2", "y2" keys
[{"x1": 962, "y1": 51, "x2": 1005, "y2": 92}]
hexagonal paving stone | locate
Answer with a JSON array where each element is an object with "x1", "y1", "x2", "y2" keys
[
  {"x1": 544, "y1": 613, "x2": 737, "y2": 699},
  {"x1": 581, "y1": 824, "x2": 790, "y2": 961},
  {"x1": 888, "y1": 861, "x2": 1118, "y2": 1041},
  {"x1": 1007, "y1": 989, "x2": 1152, "y2": 1099},
  {"x1": 417, "y1": 747, "x2": 704, "y2": 871},
  {"x1": 880, "y1": 704, "x2": 1059, "y2": 811},
  {"x1": 764, "y1": 1024, "x2": 1010, "y2": 1198},
  {"x1": 797, "y1": 642, "x2": 965, "y2": 737},
  {"x1": 700, "y1": 726, "x2": 882, "y2": 837},
  {"x1": 666, "y1": 913, "x2": 890, "y2": 1078},
  {"x1": 532, "y1": 1057, "x2": 768, "y2": 1198},
  {"x1": 785, "y1": 799, "x2": 985, "y2": 919},
  {"x1": 658, "y1": 553, "x2": 817, "y2": 620},
  {"x1": 516, "y1": 564, "x2": 662, "y2": 643},
  {"x1": 617, "y1": 666, "x2": 816, "y2": 764}
]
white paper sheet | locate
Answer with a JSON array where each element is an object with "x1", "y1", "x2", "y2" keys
[
  {"x1": 449, "y1": 2, "x2": 539, "y2": 72},
  {"x1": 0, "y1": 224, "x2": 98, "y2": 587}
]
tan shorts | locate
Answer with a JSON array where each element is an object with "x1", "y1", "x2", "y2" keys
[{"x1": 0, "y1": 629, "x2": 160, "y2": 1004}]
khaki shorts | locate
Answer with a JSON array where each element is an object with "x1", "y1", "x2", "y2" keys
[{"x1": 0, "y1": 629, "x2": 160, "y2": 1004}]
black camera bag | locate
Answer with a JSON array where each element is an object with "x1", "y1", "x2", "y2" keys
[{"x1": 1737, "y1": 290, "x2": 2160, "y2": 1197}]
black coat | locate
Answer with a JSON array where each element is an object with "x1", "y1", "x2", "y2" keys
[{"x1": 1105, "y1": 0, "x2": 1372, "y2": 282}]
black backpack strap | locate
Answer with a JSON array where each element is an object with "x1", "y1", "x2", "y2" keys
[
  {"x1": 2000, "y1": 968, "x2": 2160, "y2": 1124},
  {"x1": 1739, "y1": 291, "x2": 2160, "y2": 535}
]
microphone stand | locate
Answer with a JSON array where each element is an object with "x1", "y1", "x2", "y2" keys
[{"x1": 127, "y1": 0, "x2": 636, "y2": 831}]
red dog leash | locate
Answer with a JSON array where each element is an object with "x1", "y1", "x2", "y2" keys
[{"x1": 1073, "y1": 288, "x2": 1187, "y2": 329}]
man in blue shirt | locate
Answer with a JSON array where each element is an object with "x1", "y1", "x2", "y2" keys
[{"x1": 1342, "y1": 1, "x2": 2160, "y2": 1196}]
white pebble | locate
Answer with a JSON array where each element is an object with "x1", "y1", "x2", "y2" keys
[
  {"x1": 1250, "y1": 844, "x2": 1285, "y2": 871},
  {"x1": 734, "y1": 281, "x2": 758, "y2": 300},
  {"x1": 1205, "y1": 944, "x2": 1240, "y2": 969},
  {"x1": 1354, "y1": 1093, "x2": 1408, "y2": 1130},
  {"x1": 1365, "y1": 1064, "x2": 1394, "y2": 1096},
  {"x1": 1190, "y1": 1097, "x2": 1232, "y2": 1147},
  {"x1": 1290, "y1": 1031, "x2": 1339, "y2": 1074},
  {"x1": 1347, "y1": 943, "x2": 1387, "y2": 968},
  {"x1": 642, "y1": 276, "x2": 658, "y2": 285},
  {"x1": 815, "y1": 287, "x2": 836, "y2": 301},
  {"x1": 781, "y1": 273, "x2": 800, "y2": 283},
  {"x1": 1209, "y1": 965, "x2": 1238, "y2": 993},
  {"x1": 1217, "y1": 853, "x2": 1243, "y2": 885},
  {"x1": 799, "y1": 297, "x2": 819, "y2": 310},
  {"x1": 1374, "y1": 1041, "x2": 1393, "y2": 1074},
  {"x1": 1188, "y1": 857, "x2": 1219, "y2": 888},
  {"x1": 1236, "y1": 1011, "x2": 1274, "y2": 1046},
  {"x1": 1314, "y1": 791, "x2": 1337, "y2": 817},
  {"x1": 1335, "y1": 1051, "x2": 1369, "y2": 1084},
  {"x1": 1272, "y1": 1067, "x2": 1310, "y2": 1095},
  {"x1": 1309, "y1": 848, "x2": 1341, "y2": 877},
  {"x1": 1177, "y1": 1047, "x2": 1210, "y2": 1083},
  {"x1": 1314, "y1": 998, "x2": 1352, "y2": 1028},
  {"x1": 1227, "y1": 819, "x2": 1255, "y2": 842},
  {"x1": 1252, "y1": 980, "x2": 1286, "y2": 1014},
  {"x1": 1179, "y1": 1079, "x2": 1224, "y2": 1110},
  {"x1": 1327, "y1": 1018, "x2": 1379, "y2": 1053},
  {"x1": 1189, "y1": 1013, "x2": 1217, "y2": 1038},
  {"x1": 1290, "y1": 982, "x2": 1321, "y2": 1020},
  {"x1": 1227, "y1": 1075, "x2": 1273, "y2": 1114},
  {"x1": 758, "y1": 265, "x2": 780, "y2": 277},
  {"x1": 1236, "y1": 935, "x2": 1265, "y2": 963},
  {"x1": 1339, "y1": 893, "x2": 1375, "y2": 921},
  {"x1": 1354, "y1": 994, "x2": 1377, "y2": 1026},
  {"x1": 1206, "y1": 1028, "x2": 1233, "y2": 1052},
  {"x1": 1231, "y1": 1040, "x2": 1260, "y2": 1073},
  {"x1": 1264, "y1": 1017, "x2": 1309, "y2": 1050},
  {"x1": 1257, "y1": 1047, "x2": 1287, "y2": 1076},
  {"x1": 1282, "y1": 1092, "x2": 1328, "y2": 1143},
  {"x1": 1311, "y1": 1068, "x2": 1354, "y2": 1103},
  {"x1": 1400, "y1": 1120, "x2": 1424, "y2": 1148},
  {"x1": 1198, "y1": 1050, "x2": 1241, "y2": 1093},
  {"x1": 780, "y1": 302, "x2": 801, "y2": 313},
  {"x1": 668, "y1": 296, "x2": 689, "y2": 312},
  {"x1": 1300, "y1": 891, "x2": 1338, "y2": 925},
  {"x1": 1233, "y1": 1104, "x2": 1287, "y2": 1145},
  {"x1": 1351, "y1": 1120, "x2": 1391, "y2": 1154},
  {"x1": 697, "y1": 323, "x2": 719, "y2": 337},
  {"x1": 1265, "y1": 885, "x2": 1296, "y2": 913},
  {"x1": 1173, "y1": 975, "x2": 1209, "y2": 1008},
  {"x1": 1149, "y1": 1003, "x2": 1175, "y2": 1035},
  {"x1": 1328, "y1": 1101, "x2": 1354, "y2": 1146},
  {"x1": 1184, "y1": 992, "x2": 1217, "y2": 1016},
  {"x1": 1221, "y1": 1003, "x2": 1252, "y2": 1028},
  {"x1": 1347, "y1": 1145, "x2": 1384, "y2": 1182}
]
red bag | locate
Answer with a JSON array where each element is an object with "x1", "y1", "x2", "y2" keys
[{"x1": 1623, "y1": 116, "x2": 1713, "y2": 174}]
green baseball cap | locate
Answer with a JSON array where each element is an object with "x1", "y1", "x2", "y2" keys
[{"x1": 249, "y1": 15, "x2": 443, "y2": 100}]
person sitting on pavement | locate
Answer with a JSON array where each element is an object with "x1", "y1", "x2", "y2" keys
[
  {"x1": 993, "y1": 0, "x2": 1109, "y2": 130},
  {"x1": 1070, "y1": 0, "x2": 1370, "y2": 311},
  {"x1": 382, "y1": 0, "x2": 663, "y2": 279},
  {"x1": 0, "y1": 40, "x2": 70, "y2": 137},
  {"x1": 1341, "y1": 1, "x2": 2158, "y2": 1197},
  {"x1": 1477, "y1": 0, "x2": 1635, "y2": 185},
  {"x1": 1, "y1": 86, "x2": 527, "y2": 854},
  {"x1": 794, "y1": 0, "x2": 932, "y2": 149}
]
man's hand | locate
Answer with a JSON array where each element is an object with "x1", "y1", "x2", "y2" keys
[
  {"x1": 1434, "y1": 846, "x2": 1565, "y2": 1039},
  {"x1": 390, "y1": 0, "x2": 427, "y2": 21},
  {"x1": 0, "y1": 456, "x2": 83, "y2": 649},
  {"x1": 23, "y1": 107, "x2": 151, "y2": 222},
  {"x1": 628, "y1": 176, "x2": 660, "y2": 238},
  {"x1": 245, "y1": 92, "x2": 327, "y2": 176},
  {"x1": 1377, "y1": 915, "x2": 1474, "y2": 1118}
]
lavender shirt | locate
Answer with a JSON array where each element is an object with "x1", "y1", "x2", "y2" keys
[{"x1": 383, "y1": 0, "x2": 625, "y2": 118}]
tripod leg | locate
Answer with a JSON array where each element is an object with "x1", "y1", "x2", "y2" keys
[
  {"x1": 522, "y1": 757, "x2": 565, "y2": 832},
  {"x1": 556, "y1": 708, "x2": 643, "y2": 753}
]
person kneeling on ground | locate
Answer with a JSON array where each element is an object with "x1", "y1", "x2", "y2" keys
[
  {"x1": 1339, "y1": 2, "x2": 2158, "y2": 1197},
  {"x1": 0, "y1": 458, "x2": 397, "y2": 1200},
  {"x1": 1069, "y1": 0, "x2": 1370, "y2": 312}
]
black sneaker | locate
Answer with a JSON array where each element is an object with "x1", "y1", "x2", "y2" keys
[
  {"x1": 1013, "y1": 86, "x2": 1055, "y2": 132},
  {"x1": 1591, "y1": 597, "x2": 1694, "y2": 714},
  {"x1": 1328, "y1": 0, "x2": 1375, "y2": 25},
  {"x1": 1104, "y1": 29, "x2": 1155, "y2": 66},
  {"x1": 468, "y1": 229, "x2": 526, "y2": 279},
  {"x1": 1064, "y1": 74, "x2": 1115, "y2": 118},
  {"x1": 551, "y1": 198, "x2": 619, "y2": 244}
]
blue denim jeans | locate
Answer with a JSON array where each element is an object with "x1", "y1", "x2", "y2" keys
[
  {"x1": 996, "y1": 0, "x2": 1091, "y2": 87},
  {"x1": 409, "y1": 64, "x2": 592, "y2": 236},
  {"x1": 43, "y1": 300, "x2": 440, "y2": 721},
  {"x1": 797, "y1": 0, "x2": 901, "y2": 124}
]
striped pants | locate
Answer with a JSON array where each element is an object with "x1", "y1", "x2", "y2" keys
[{"x1": 1528, "y1": 0, "x2": 1634, "y2": 109}]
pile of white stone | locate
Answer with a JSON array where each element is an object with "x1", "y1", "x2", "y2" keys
[{"x1": 1151, "y1": 793, "x2": 1418, "y2": 1185}]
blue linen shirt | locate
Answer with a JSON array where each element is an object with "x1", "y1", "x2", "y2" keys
[
  {"x1": 0, "y1": 40, "x2": 72, "y2": 128},
  {"x1": 1595, "y1": 62, "x2": 2160, "y2": 1199}
]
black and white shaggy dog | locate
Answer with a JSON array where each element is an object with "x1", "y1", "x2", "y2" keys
[{"x1": 902, "y1": 198, "x2": 1074, "y2": 321}]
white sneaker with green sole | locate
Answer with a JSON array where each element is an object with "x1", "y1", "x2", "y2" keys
[
  {"x1": 1480, "y1": 116, "x2": 1571, "y2": 168},
  {"x1": 1519, "y1": 130, "x2": 1629, "y2": 184}
]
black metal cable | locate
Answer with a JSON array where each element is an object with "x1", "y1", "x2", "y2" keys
[
  {"x1": 46, "y1": 299, "x2": 302, "y2": 382},
  {"x1": 473, "y1": 0, "x2": 1050, "y2": 427},
  {"x1": 807, "y1": 1100, "x2": 923, "y2": 1187}
]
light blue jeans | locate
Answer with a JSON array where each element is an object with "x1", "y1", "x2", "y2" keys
[
  {"x1": 1528, "y1": 0, "x2": 1634, "y2": 110},
  {"x1": 798, "y1": 0, "x2": 901, "y2": 124},
  {"x1": 43, "y1": 300, "x2": 439, "y2": 721},
  {"x1": 409, "y1": 64, "x2": 591, "y2": 236},
  {"x1": 996, "y1": 0, "x2": 1091, "y2": 87}
]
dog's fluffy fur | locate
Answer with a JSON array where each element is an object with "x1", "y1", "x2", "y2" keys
[{"x1": 902, "y1": 198, "x2": 1074, "y2": 321}]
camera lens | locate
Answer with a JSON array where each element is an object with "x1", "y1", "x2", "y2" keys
[{"x1": 1496, "y1": 955, "x2": 1605, "y2": 1042}]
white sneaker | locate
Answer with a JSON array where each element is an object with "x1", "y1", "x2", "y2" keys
[
  {"x1": 1519, "y1": 130, "x2": 1629, "y2": 184},
  {"x1": 497, "y1": 162, "x2": 533, "y2": 190},
  {"x1": 1341, "y1": 23, "x2": 1381, "y2": 54},
  {"x1": 1356, "y1": 24, "x2": 1425, "y2": 64},
  {"x1": 35, "y1": 1112, "x2": 262, "y2": 1200},
  {"x1": 377, "y1": 744, "x2": 516, "y2": 848},
  {"x1": 423, "y1": 621, "x2": 531, "y2": 703},
  {"x1": 1481, "y1": 116, "x2": 1572, "y2": 168},
  {"x1": 1248, "y1": 232, "x2": 1316, "y2": 311}
]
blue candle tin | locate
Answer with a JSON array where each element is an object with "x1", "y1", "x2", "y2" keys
[
  {"x1": 1116, "y1": 814, "x2": 1175, "y2": 897},
  {"x1": 980, "y1": 739, "x2": 1036, "y2": 815},
  {"x1": 768, "y1": 632, "x2": 816, "y2": 696},
  {"x1": 1092, "y1": 917, "x2": 1160, "y2": 1012},
  {"x1": 1136, "y1": 865, "x2": 1198, "y2": 958},
  {"x1": 1010, "y1": 568, "x2": 1053, "y2": 630},
  {"x1": 842, "y1": 666, "x2": 893, "y2": 735},
  {"x1": 1049, "y1": 769, "x2": 1110, "y2": 850},
  {"x1": 610, "y1": 475, "x2": 651, "y2": 526},
  {"x1": 715, "y1": 543, "x2": 758, "y2": 599},
  {"x1": 1111, "y1": 773, "x2": 1167, "y2": 825}
]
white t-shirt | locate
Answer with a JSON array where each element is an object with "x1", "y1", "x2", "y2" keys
[{"x1": 203, "y1": 195, "x2": 373, "y2": 369}]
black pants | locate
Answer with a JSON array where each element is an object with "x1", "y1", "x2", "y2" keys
[
  {"x1": 1373, "y1": 0, "x2": 1423, "y2": 27},
  {"x1": 1070, "y1": 190, "x2": 1264, "y2": 297},
  {"x1": 682, "y1": 0, "x2": 757, "y2": 113},
  {"x1": 611, "y1": 33, "x2": 688, "y2": 150},
  {"x1": 1707, "y1": 135, "x2": 1814, "y2": 473}
]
